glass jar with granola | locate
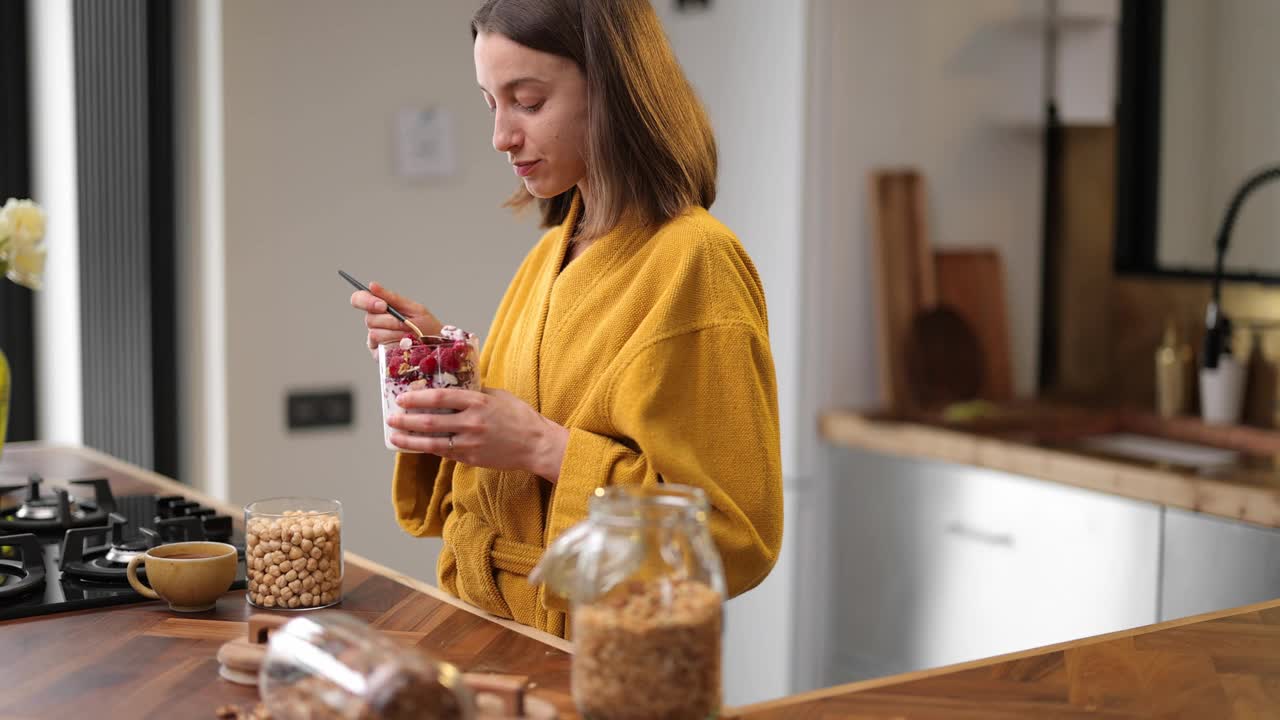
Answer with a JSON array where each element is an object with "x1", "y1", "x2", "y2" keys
[
  {"x1": 532, "y1": 484, "x2": 726, "y2": 720},
  {"x1": 258, "y1": 612, "x2": 474, "y2": 720}
]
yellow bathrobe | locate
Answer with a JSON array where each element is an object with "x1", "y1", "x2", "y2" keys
[{"x1": 391, "y1": 193, "x2": 783, "y2": 637}]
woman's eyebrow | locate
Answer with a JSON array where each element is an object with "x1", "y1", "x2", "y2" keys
[{"x1": 478, "y1": 77, "x2": 549, "y2": 93}]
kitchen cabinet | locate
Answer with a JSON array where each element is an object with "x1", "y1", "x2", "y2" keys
[
  {"x1": 820, "y1": 449, "x2": 1160, "y2": 686},
  {"x1": 1160, "y1": 507, "x2": 1280, "y2": 621}
]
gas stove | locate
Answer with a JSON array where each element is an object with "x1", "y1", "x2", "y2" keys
[{"x1": 0, "y1": 475, "x2": 247, "y2": 620}]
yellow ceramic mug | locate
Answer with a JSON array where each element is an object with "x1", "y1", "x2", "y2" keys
[{"x1": 126, "y1": 541, "x2": 238, "y2": 612}]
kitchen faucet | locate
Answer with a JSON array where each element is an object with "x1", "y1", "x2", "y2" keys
[{"x1": 1203, "y1": 164, "x2": 1280, "y2": 370}]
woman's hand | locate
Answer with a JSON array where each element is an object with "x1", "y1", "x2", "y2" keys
[
  {"x1": 349, "y1": 281, "x2": 444, "y2": 357},
  {"x1": 387, "y1": 388, "x2": 570, "y2": 482}
]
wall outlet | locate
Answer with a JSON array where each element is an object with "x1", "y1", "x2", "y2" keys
[{"x1": 286, "y1": 389, "x2": 354, "y2": 430}]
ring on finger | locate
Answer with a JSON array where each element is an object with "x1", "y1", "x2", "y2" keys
[{"x1": 448, "y1": 435, "x2": 455, "y2": 451}]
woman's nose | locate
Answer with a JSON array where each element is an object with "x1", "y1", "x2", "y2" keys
[{"x1": 492, "y1": 110, "x2": 521, "y2": 153}]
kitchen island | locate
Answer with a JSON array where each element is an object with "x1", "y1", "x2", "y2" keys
[
  {"x1": 0, "y1": 444, "x2": 573, "y2": 719},
  {"x1": 3, "y1": 443, "x2": 1279, "y2": 718},
  {"x1": 728, "y1": 594, "x2": 1280, "y2": 718}
]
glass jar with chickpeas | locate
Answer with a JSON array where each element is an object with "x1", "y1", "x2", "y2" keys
[{"x1": 244, "y1": 498, "x2": 344, "y2": 610}]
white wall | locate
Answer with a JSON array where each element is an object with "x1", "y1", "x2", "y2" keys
[
  {"x1": 1159, "y1": 0, "x2": 1280, "y2": 274},
  {"x1": 29, "y1": 0, "x2": 84, "y2": 447},
  {"x1": 814, "y1": 0, "x2": 1045, "y2": 407},
  {"x1": 184, "y1": 0, "x2": 538, "y2": 580},
  {"x1": 653, "y1": 0, "x2": 808, "y2": 708},
  {"x1": 793, "y1": 0, "x2": 1046, "y2": 697},
  {"x1": 657, "y1": 0, "x2": 1045, "y2": 706}
]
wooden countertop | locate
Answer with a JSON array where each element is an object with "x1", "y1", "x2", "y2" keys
[
  {"x1": 727, "y1": 595, "x2": 1280, "y2": 719},
  {"x1": 0, "y1": 444, "x2": 573, "y2": 719},
  {"x1": 6, "y1": 443, "x2": 1280, "y2": 718},
  {"x1": 822, "y1": 405, "x2": 1280, "y2": 528}
]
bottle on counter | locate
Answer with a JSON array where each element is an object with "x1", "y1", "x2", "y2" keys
[
  {"x1": 1155, "y1": 315, "x2": 1193, "y2": 418},
  {"x1": 531, "y1": 484, "x2": 726, "y2": 720}
]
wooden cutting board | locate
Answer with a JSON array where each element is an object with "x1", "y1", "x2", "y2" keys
[
  {"x1": 904, "y1": 306, "x2": 985, "y2": 410},
  {"x1": 870, "y1": 169, "x2": 937, "y2": 408},
  {"x1": 934, "y1": 248, "x2": 1013, "y2": 401}
]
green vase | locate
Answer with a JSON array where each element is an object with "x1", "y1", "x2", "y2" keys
[{"x1": 0, "y1": 348, "x2": 8, "y2": 459}]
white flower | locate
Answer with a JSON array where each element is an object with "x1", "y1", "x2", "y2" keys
[
  {"x1": 2, "y1": 198, "x2": 46, "y2": 245},
  {"x1": 6, "y1": 244, "x2": 45, "y2": 290},
  {"x1": 0, "y1": 197, "x2": 48, "y2": 291}
]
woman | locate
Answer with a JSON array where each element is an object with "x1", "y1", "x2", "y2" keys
[{"x1": 350, "y1": 0, "x2": 782, "y2": 637}]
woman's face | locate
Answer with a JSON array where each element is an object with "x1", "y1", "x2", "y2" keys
[{"x1": 475, "y1": 32, "x2": 589, "y2": 200}]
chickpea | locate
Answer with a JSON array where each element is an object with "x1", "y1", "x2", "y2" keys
[{"x1": 245, "y1": 508, "x2": 342, "y2": 609}]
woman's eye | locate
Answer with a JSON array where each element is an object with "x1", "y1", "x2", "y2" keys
[{"x1": 516, "y1": 100, "x2": 545, "y2": 112}]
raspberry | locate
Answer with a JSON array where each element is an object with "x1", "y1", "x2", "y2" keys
[
  {"x1": 438, "y1": 346, "x2": 460, "y2": 374},
  {"x1": 418, "y1": 353, "x2": 439, "y2": 375},
  {"x1": 406, "y1": 345, "x2": 424, "y2": 364}
]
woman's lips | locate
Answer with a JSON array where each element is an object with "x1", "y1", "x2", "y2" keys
[{"x1": 514, "y1": 160, "x2": 541, "y2": 178}]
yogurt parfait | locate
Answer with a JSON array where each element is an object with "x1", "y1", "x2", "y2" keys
[{"x1": 378, "y1": 326, "x2": 480, "y2": 451}]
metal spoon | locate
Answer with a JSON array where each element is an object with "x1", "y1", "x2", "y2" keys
[{"x1": 338, "y1": 269, "x2": 427, "y2": 339}]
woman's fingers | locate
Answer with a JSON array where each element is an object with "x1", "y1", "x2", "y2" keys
[
  {"x1": 365, "y1": 312, "x2": 407, "y2": 331},
  {"x1": 368, "y1": 330, "x2": 409, "y2": 351},
  {"x1": 349, "y1": 289, "x2": 388, "y2": 314},
  {"x1": 388, "y1": 431, "x2": 460, "y2": 457},
  {"x1": 352, "y1": 281, "x2": 443, "y2": 356},
  {"x1": 386, "y1": 410, "x2": 464, "y2": 436},
  {"x1": 386, "y1": 390, "x2": 484, "y2": 436},
  {"x1": 368, "y1": 281, "x2": 424, "y2": 316},
  {"x1": 396, "y1": 388, "x2": 482, "y2": 412}
]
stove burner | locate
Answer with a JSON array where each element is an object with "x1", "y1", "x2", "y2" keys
[
  {"x1": 155, "y1": 515, "x2": 211, "y2": 543},
  {"x1": 155, "y1": 509, "x2": 234, "y2": 544},
  {"x1": 0, "y1": 475, "x2": 117, "y2": 533},
  {"x1": 16, "y1": 496, "x2": 83, "y2": 522},
  {"x1": 103, "y1": 538, "x2": 152, "y2": 566},
  {"x1": 0, "y1": 534, "x2": 47, "y2": 600},
  {"x1": 60, "y1": 513, "x2": 161, "y2": 583}
]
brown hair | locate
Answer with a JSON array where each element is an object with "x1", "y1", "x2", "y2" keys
[{"x1": 472, "y1": 0, "x2": 717, "y2": 242}]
